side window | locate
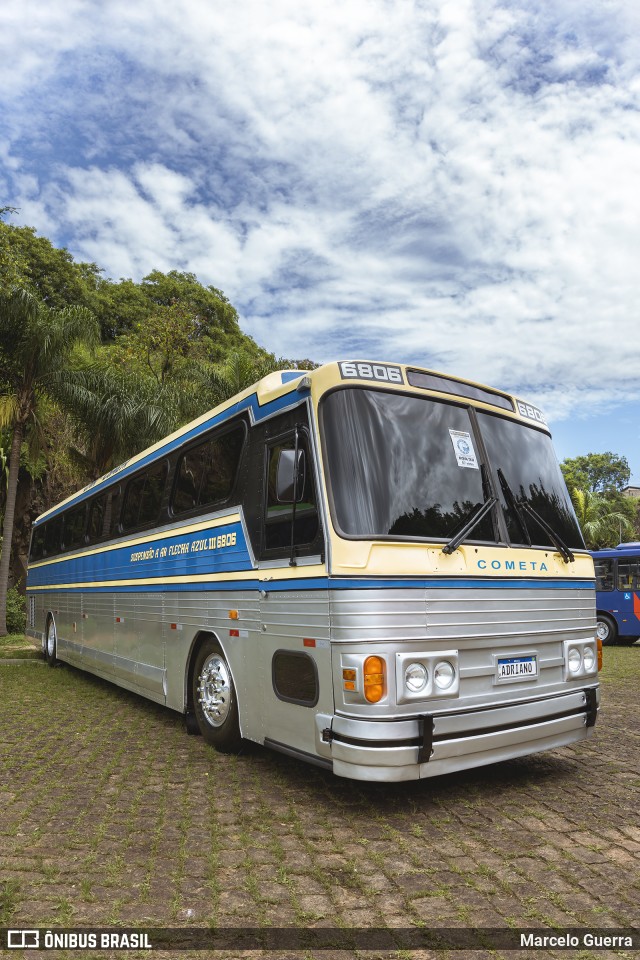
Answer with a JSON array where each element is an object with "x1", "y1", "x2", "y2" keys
[
  {"x1": 617, "y1": 559, "x2": 640, "y2": 591},
  {"x1": 87, "y1": 494, "x2": 107, "y2": 543},
  {"x1": 594, "y1": 560, "x2": 614, "y2": 592},
  {"x1": 121, "y1": 474, "x2": 146, "y2": 531},
  {"x1": 107, "y1": 486, "x2": 123, "y2": 538},
  {"x1": 173, "y1": 426, "x2": 244, "y2": 516},
  {"x1": 44, "y1": 516, "x2": 63, "y2": 557},
  {"x1": 64, "y1": 504, "x2": 87, "y2": 552},
  {"x1": 121, "y1": 462, "x2": 168, "y2": 533},
  {"x1": 139, "y1": 463, "x2": 168, "y2": 527},
  {"x1": 30, "y1": 525, "x2": 46, "y2": 562},
  {"x1": 264, "y1": 432, "x2": 319, "y2": 554}
]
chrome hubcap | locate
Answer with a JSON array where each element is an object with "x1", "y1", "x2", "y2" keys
[
  {"x1": 596, "y1": 622, "x2": 609, "y2": 641},
  {"x1": 47, "y1": 622, "x2": 56, "y2": 657},
  {"x1": 197, "y1": 654, "x2": 231, "y2": 727}
]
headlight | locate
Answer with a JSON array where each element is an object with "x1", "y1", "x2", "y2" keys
[
  {"x1": 567, "y1": 648, "x2": 582, "y2": 674},
  {"x1": 395, "y1": 649, "x2": 459, "y2": 703},
  {"x1": 434, "y1": 660, "x2": 456, "y2": 690},
  {"x1": 405, "y1": 662, "x2": 428, "y2": 693},
  {"x1": 563, "y1": 639, "x2": 598, "y2": 680}
]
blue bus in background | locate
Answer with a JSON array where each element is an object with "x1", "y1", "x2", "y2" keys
[{"x1": 592, "y1": 543, "x2": 640, "y2": 644}]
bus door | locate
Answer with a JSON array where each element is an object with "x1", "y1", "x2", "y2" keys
[
  {"x1": 255, "y1": 418, "x2": 333, "y2": 760},
  {"x1": 615, "y1": 556, "x2": 640, "y2": 635}
]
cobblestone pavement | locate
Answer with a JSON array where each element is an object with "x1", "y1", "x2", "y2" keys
[{"x1": 0, "y1": 647, "x2": 638, "y2": 960}]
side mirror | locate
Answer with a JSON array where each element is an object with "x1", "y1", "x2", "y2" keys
[{"x1": 276, "y1": 449, "x2": 306, "y2": 503}]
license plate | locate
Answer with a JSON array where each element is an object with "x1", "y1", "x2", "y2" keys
[{"x1": 496, "y1": 654, "x2": 538, "y2": 682}]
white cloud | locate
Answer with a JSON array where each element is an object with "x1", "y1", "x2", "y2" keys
[{"x1": 2, "y1": 0, "x2": 640, "y2": 441}]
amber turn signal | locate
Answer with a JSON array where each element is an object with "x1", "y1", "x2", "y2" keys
[{"x1": 363, "y1": 655, "x2": 386, "y2": 703}]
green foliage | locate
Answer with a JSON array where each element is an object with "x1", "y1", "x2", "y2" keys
[
  {"x1": 196, "y1": 351, "x2": 285, "y2": 408},
  {"x1": 109, "y1": 300, "x2": 210, "y2": 385},
  {"x1": 570, "y1": 488, "x2": 635, "y2": 549},
  {"x1": 0, "y1": 287, "x2": 101, "y2": 634},
  {"x1": 561, "y1": 452, "x2": 630, "y2": 494},
  {"x1": 88, "y1": 277, "x2": 152, "y2": 340},
  {"x1": 0, "y1": 217, "x2": 101, "y2": 310},
  {"x1": 5, "y1": 585, "x2": 25, "y2": 634},
  {"x1": 92, "y1": 269, "x2": 263, "y2": 359},
  {"x1": 56, "y1": 361, "x2": 178, "y2": 477}
]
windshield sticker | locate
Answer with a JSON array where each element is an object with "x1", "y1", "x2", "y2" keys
[{"x1": 449, "y1": 430, "x2": 479, "y2": 469}]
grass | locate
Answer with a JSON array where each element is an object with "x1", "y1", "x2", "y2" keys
[
  {"x1": 0, "y1": 879, "x2": 20, "y2": 924},
  {"x1": 599, "y1": 640, "x2": 639, "y2": 682},
  {"x1": 0, "y1": 632, "x2": 41, "y2": 660}
]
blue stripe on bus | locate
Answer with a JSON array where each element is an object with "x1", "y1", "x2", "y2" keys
[
  {"x1": 35, "y1": 383, "x2": 308, "y2": 525},
  {"x1": 27, "y1": 521, "x2": 250, "y2": 588},
  {"x1": 28, "y1": 577, "x2": 595, "y2": 594}
]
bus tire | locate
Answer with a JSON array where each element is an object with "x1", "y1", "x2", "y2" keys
[
  {"x1": 192, "y1": 638, "x2": 242, "y2": 751},
  {"x1": 596, "y1": 614, "x2": 617, "y2": 646},
  {"x1": 45, "y1": 616, "x2": 58, "y2": 666}
]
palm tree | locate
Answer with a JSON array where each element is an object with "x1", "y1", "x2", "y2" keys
[
  {"x1": 200, "y1": 352, "x2": 291, "y2": 408},
  {"x1": 571, "y1": 488, "x2": 633, "y2": 549},
  {"x1": 0, "y1": 287, "x2": 99, "y2": 634},
  {"x1": 55, "y1": 364, "x2": 177, "y2": 479}
]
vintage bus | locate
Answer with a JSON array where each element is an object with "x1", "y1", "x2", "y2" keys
[
  {"x1": 26, "y1": 360, "x2": 599, "y2": 782},
  {"x1": 592, "y1": 543, "x2": 640, "y2": 644}
]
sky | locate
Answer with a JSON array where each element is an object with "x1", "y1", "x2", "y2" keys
[{"x1": 1, "y1": 0, "x2": 639, "y2": 481}]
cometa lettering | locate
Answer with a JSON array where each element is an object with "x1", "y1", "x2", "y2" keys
[{"x1": 478, "y1": 560, "x2": 548, "y2": 572}]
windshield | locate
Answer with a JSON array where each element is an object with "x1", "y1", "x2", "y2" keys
[
  {"x1": 321, "y1": 388, "x2": 584, "y2": 549},
  {"x1": 322, "y1": 389, "x2": 497, "y2": 542},
  {"x1": 478, "y1": 411, "x2": 584, "y2": 549}
]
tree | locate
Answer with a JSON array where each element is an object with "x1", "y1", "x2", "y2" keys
[
  {"x1": 570, "y1": 488, "x2": 634, "y2": 549},
  {"x1": 202, "y1": 352, "x2": 285, "y2": 406},
  {"x1": 561, "y1": 452, "x2": 630, "y2": 494},
  {"x1": 0, "y1": 214, "x2": 102, "y2": 311},
  {"x1": 110, "y1": 301, "x2": 208, "y2": 386},
  {"x1": 191, "y1": 351, "x2": 318, "y2": 416},
  {"x1": 56, "y1": 363, "x2": 177, "y2": 478},
  {"x1": 0, "y1": 288, "x2": 99, "y2": 634}
]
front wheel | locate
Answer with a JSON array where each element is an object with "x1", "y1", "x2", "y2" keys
[
  {"x1": 192, "y1": 639, "x2": 242, "y2": 751},
  {"x1": 45, "y1": 616, "x2": 58, "y2": 666},
  {"x1": 596, "y1": 614, "x2": 618, "y2": 646}
]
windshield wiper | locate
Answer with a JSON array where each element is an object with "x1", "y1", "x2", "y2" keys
[
  {"x1": 496, "y1": 468, "x2": 574, "y2": 563},
  {"x1": 442, "y1": 496, "x2": 498, "y2": 555},
  {"x1": 518, "y1": 501, "x2": 575, "y2": 564},
  {"x1": 497, "y1": 469, "x2": 531, "y2": 546}
]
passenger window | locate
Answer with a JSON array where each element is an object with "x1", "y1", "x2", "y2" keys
[
  {"x1": 121, "y1": 462, "x2": 168, "y2": 532},
  {"x1": 173, "y1": 426, "x2": 244, "y2": 516},
  {"x1": 617, "y1": 560, "x2": 640, "y2": 591},
  {"x1": 107, "y1": 486, "x2": 123, "y2": 537},
  {"x1": 64, "y1": 504, "x2": 86, "y2": 551},
  {"x1": 44, "y1": 516, "x2": 63, "y2": 557},
  {"x1": 87, "y1": 495, "x2": 107, "y2": 543},
  {"x1": 264, "y1": 433, "x2": 319, "y2": 553},
  {"x1": 30, "y1": 525, "x2": 46, "y2": 562},
  {"x1": 594, "y1": 560, "x2": 614, "y2": 592}
]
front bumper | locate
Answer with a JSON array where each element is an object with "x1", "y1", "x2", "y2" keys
[{"x1": 318, "y1": 687, "x2": 599, "y2": 782}]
